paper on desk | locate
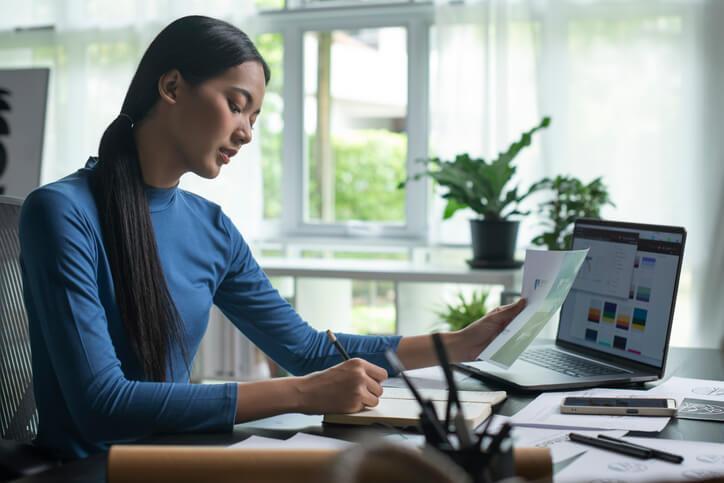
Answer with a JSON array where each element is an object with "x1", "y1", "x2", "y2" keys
[
  {"x1": 228, "y1": 433, "x2": 352, "y2": 450},
  {"x1": 511, "y1": 388, "x2": 671, "y2": 432},
  {"x1": 556, "y1": 437, "x2": 724, "y2": 482},
  {"x1": 228, "y1": 435, "x2": 288, "y2": 449},
  {"x1": 382, "y1": 415, "x2": 510, "y2": 450},
  {"x1": 478, "y1": 249, "x2": 589, "y2": 368},
  {"x1": 647, "y1": 376, "x2": 724, "y2": 403},
  {"x1": 382, "y1": 432, "x2": 427, "y2": 448},
  {"x1": 476, "y1": 415, "x2": 627, "y2": 464},
  {"x1": 511, "y1": 427, "x2": 627, "y2": 464},
  {"x1": 647, "y1": 376, "x2": 724, "y2": 422},
  {"x1": 384, "y1": 414, "x2": 627, "y2": 464},
  {"x1": 285, "y1": 433, "x2": 353, "y2": 449}
]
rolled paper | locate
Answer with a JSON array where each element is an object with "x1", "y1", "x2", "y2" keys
[
  {"x1": 513, "y1": 447, "x2": 553, "y2": 482},
  {"x1": 107, "y1": 445, "x2": 553, "y2": 483},
  {"x1": 108, "y1": 446, "x2": 339, "y2": 483}
]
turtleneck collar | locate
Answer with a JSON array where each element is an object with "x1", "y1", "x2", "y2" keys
[{"x1": 144, "y1": 182, "x2": 178, "y2": 213}]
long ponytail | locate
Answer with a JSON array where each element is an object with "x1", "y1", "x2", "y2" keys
[
  {"x1": 91, "y1": 115, "x2": 189, "y2": 381},
  {"x1": 90, "y1": 16, "x2": 270, "y2": 381}
]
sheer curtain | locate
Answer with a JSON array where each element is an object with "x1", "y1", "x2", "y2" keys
[
  {"x1": 430, "y1": 0, "x2": 724, "y2": 348},
  {"x1": 0, "y1": 0, "x2": 273, "y2": 379},
  {"x1": 0, "y1": 0, "x2": 265, "y2": 239}
]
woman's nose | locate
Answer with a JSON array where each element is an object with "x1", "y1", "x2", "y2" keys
[{"x1": 234, "y1": 119, "x2": 252, "y2": 146}]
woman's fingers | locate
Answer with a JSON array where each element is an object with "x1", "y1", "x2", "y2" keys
[
  {"x1": 341, "y1": 359, "x2": 387, "y2": 409},
  {"x1": 487, "y1": 298, "x2": 526, "y2": 325},
  {"x1": 361, "y1": 360, "x2": 388, "y2": 383},
  {"x1": 365, "y1": 375, "x2": 384, "y2": 398},
  {"x1": 361, "y1": 388, "x2": 380, "y2": 408}
]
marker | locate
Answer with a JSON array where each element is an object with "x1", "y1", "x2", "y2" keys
[
  {"x1": 569, "y1": 432, "x2": 650, "y2": 459},
  {"x1": 597, "y1": 435, "x2": 683, "y2": 464}
]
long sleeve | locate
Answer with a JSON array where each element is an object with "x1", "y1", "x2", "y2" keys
[
  {"x1": 19, "y1": 188, "x2": 237, "y2": 458},
  {"x1": 213, "y1": 215, "x2": 401, "y2": 376}
]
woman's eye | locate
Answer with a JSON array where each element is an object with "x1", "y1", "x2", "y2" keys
[{"x1": 228, "y1": 100, "x2": 241, "y2": 114}]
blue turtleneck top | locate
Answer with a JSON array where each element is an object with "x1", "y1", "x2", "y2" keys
[{"x1": 18, "y1": 158, "x2": 401, "y2": 460}]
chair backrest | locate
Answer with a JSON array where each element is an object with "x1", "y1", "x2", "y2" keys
[{"x1": 0, "y1": 195, "x2": 38, "y2": 443}]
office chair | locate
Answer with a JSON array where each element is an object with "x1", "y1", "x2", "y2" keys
[{"x1": 0, "y1": 195, "x2": 58, "y2": 480}]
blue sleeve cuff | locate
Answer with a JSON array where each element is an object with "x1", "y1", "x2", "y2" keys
[{"x1": 225, "y1": 383, "x2": 238, "y2": 428}]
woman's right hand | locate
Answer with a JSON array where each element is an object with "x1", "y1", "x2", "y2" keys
[{"x1": 295, "y1": 358, "x2": 388, "y2": 414}]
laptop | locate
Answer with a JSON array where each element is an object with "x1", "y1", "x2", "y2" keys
[{"x1": 457, "y1": 218, "x2": 686, "y2": 391}]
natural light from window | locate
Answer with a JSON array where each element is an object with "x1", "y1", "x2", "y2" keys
[{"x1": 303, "y1": 27, "x2": 408, "y2": 224}]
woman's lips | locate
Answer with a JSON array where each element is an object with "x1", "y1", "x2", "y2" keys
[{"x1": 218, "y1": 148, "x2": 237, "y2": 165}]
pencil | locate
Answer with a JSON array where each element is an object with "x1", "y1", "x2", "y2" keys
[{"x1": 326, "y1": 329, "x2": 351, "y2": 360}]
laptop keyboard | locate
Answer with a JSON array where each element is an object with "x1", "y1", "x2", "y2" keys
[{"x1": 520, "y1": 348, "x2": 629, "y2": 378}]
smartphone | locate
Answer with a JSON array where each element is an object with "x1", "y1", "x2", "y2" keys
[{"x1": 560, "y1": 397, "x2": 677, "y2": 416}]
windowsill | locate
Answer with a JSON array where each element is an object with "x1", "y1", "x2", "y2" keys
[
  {"x1": 257, "y1": 256, "x2": 522, "y2": 287},
  {"x1": 252, "y1": 234, "x2": 471, "y2": 250}
]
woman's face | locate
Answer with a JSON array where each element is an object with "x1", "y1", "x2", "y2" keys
[{"x1": 169, "y1": 61, "x2": 266, "y2": 179}]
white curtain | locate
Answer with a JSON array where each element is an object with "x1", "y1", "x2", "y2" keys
[
  {"x1": 430, "y1": 0, "x2": 724, "y2": 348},
  {"x1": 4, "y1": 0, "x2": 722, "y2": 349},
  {"x1": 0, "y1": 0, "x2": 270, "y2": 380},
  {"x1": 0, "y1": 0, "x2": 265, "y2": 240}
]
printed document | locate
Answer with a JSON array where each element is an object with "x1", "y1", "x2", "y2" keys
[
  {"x1": 647, "y1": 376, "x2": 724, "y2": 422},
  {"x1": 478, "y1": 249, "x2": 589, "y2": 368},
  {"x1": 228, "y1": 433, "x2": 352, "y2": 450},
  {"x1": 556, "y1": 437, "x2": 724, "y2": 482}
]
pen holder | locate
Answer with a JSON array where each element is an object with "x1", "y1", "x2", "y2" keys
[{"x1": 431, "y1": 436, "x2": 515, "y2": 483}]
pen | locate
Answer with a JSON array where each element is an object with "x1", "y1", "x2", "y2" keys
[
  {"x1": 385, "y1": 349, "x2": 450, "y2": 446},
  {"x1": 568, "y1": 432, "x2": 651, "y2": 459},
  {"x1": 486, "y1": 422, "x2": 513, "y2": 456},
  {"x1": 431, "y1": 333, "x2": 474, "y2": 448},
  {"x1": 597, "y1": 435, "x2": 684, "y2": 464},
  {"x1": 326, "y1": 329, "x2": 351, "y2": 361}
]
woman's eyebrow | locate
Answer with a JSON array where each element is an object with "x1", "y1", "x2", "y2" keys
[{"x1": 230, "y1": 86, "x2": 261, "y2": 114}]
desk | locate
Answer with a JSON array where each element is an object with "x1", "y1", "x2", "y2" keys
[{"x1": 14, "y1": 346, "x2": 723, "y2": 482}]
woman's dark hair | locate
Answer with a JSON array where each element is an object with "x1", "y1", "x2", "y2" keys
[{"x1": 90, "y1": 16, "x2": 270, "y2": 382}]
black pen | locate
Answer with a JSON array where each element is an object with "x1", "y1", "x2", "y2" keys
[
  {"x1": 385, "y1": 349, "x2": 450, "y2": 446},
  {"x1": 431, "y1": 333, "x2": 474, "y2": 448},
  {"x1": 486, "y1": 422, "x2": 513, "y2": 455},
  {"x1": 568, "y1": 432, "x2": 651, "y2": 459},
  {"x1": 597, "y1": 435, "x2": 684, "y2": 464},
  {"x1": 326, "y1": 329, "x2": 351, "y2": 360}
]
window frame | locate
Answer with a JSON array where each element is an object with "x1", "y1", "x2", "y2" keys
[{"x1": 256, "y1": 3, "x2": 434, "y2": 242}]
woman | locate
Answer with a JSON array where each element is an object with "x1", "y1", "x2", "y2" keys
[{"x1": 18, "y1": 16, "x2": 525, "y2": 460}]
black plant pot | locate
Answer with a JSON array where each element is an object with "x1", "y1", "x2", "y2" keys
[{"x1": 469, "y1": 219, "x2": 519, "y2": 264}]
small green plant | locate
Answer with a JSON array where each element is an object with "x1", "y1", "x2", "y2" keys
[
  {"x1": 532, "y1": 175, "x2": 615, "y2": 250},
  {"x1": 399, "y1": 117, "x2": 551, "y2": 221},
  {"x1": 433, "y1": 290, "x2": 489, "y2": 332}
]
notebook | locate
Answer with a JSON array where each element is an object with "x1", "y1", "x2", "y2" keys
[{"x1": 322, "y1": 388, "x2": 506, "y2": 429}]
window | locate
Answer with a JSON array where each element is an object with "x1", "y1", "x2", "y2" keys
[
  {"x1": 259, "y1": 4, "x2": 432, "y2": 240},
  {"x1": 255, "y1": 32, "x2": 285, "y2": 220},
  {"x1": 303, "y1": 27, "x2": 408, "y2": 224}
]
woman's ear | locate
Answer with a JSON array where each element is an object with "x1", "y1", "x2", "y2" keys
[{"x1": 158, "y1": 69, "x2": 182, "y2": 105}]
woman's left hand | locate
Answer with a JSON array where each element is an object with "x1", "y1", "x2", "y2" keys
[
  {"x1": 453, "y1": 298, "x2": 527, "y2": 362},
  {"x1": 395, "y1": 298, "x2": 527, "y2": 370}
]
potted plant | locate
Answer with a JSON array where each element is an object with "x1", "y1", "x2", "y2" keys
[
  {"x1": 532, "y1": 175, "x2": 614, "y2": 250},
  {"x1": 400, "y1": 117, "x2": 551, "y2": 267},
  {"x1": 433, "y1": 290, "x2": 489, "y2": 332}
]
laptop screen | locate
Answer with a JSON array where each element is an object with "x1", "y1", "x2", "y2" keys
[{"x1": 557, "y1": 220, "x2": 685, "y2": 369}]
